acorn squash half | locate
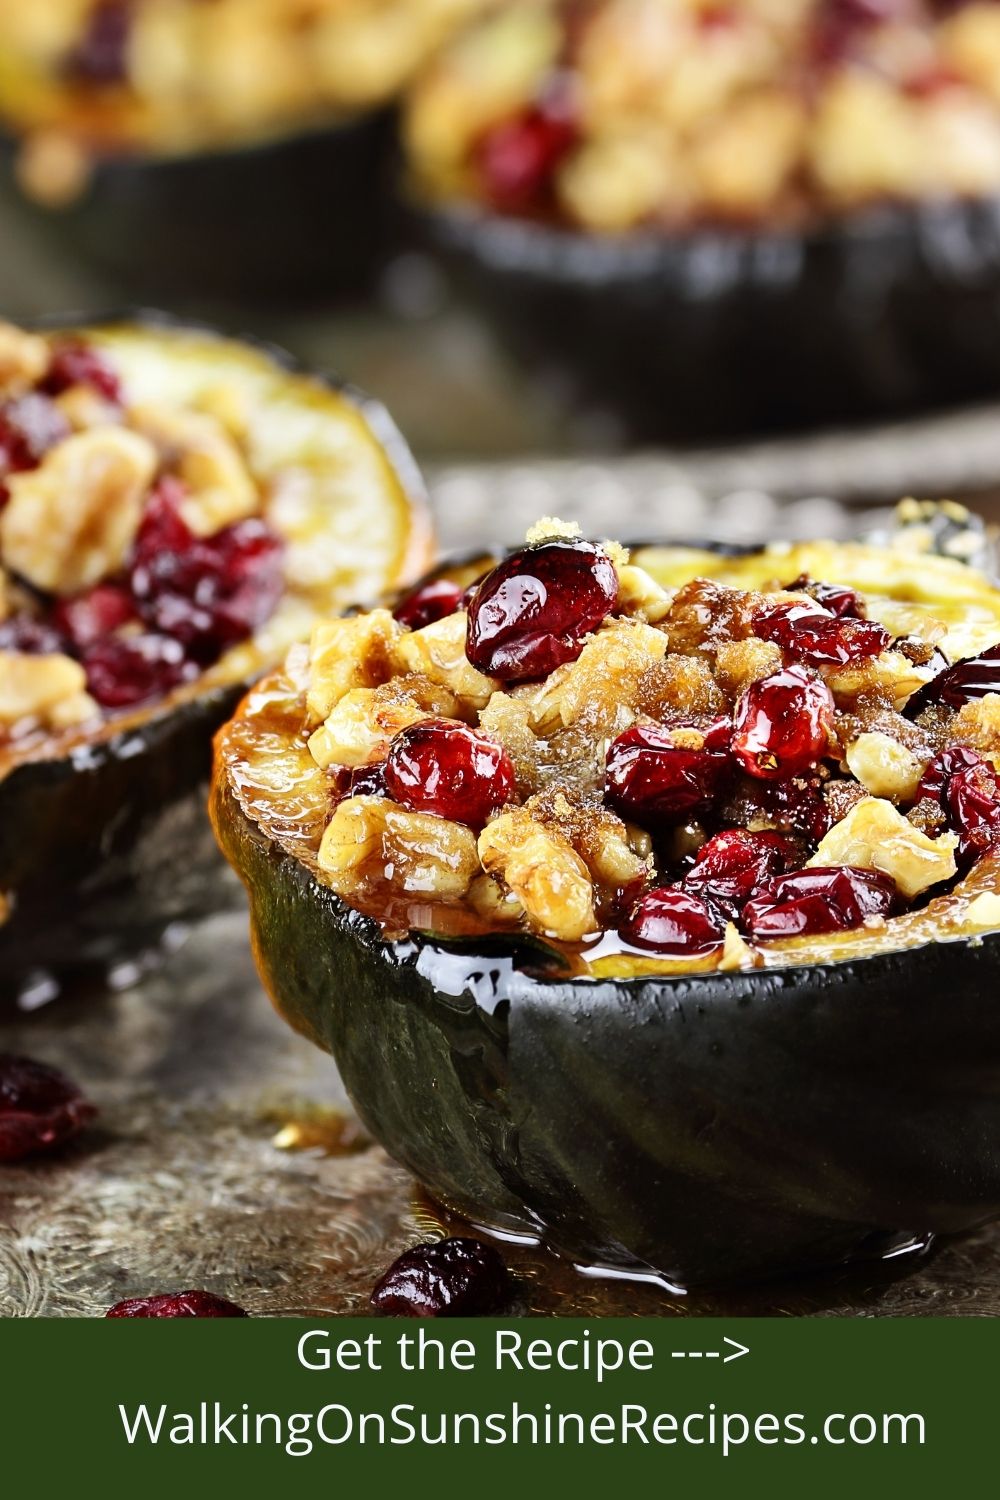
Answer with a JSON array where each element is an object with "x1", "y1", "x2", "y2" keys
[
  {"x1": 0, "y1": 316, "x2": 429, "y2": 1005},
  {"x1": 212, "y1": 531, "x2": 1000, "y2": 1287}
]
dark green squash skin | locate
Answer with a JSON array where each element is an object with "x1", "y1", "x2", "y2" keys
[
  {"x1": 422, "y1": 195, "x2": 1000, "y2": 442},
  {"x1": 214, "y1": 770, "x2": 1000, "y2": 1288},
  {"x1": 0, "y1": 110, "x2": 395, "y2": 303}
]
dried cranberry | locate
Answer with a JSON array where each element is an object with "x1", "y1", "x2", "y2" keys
[
  {"x1": 620, "y1": 886, "x2": 727, "y2": 955},
  {"x1": 0, "y1": 614, "x2": 68, "y2": 655},
  {"x1": 754, "y1": 602, "x2": 889, "y2": 667},
  {"x1": 906, "y1": 642, "x2": 1000, "y2": 718},
  {"x1": 683, "y1": 828, "x2": 791, "y2": 920},
  {"x1": 384, "y1": 719, "x2": 516, "y2": 827},
  {"x1": 731, "y1": 666, "x2": 834, "y2": 781},
  {"x1": 65, "y1": 0, "x2": 132, "y2": 86},
  {"x1": 82, "y1": 633, "x2": 197, "y2": 709},
  {"x1": 474, "y1": 94, "x2": 578, "y2": 214},
  {"x1": 43, "y1": 341, "x2": 122, "y2": 403},
  {"x1": 743, "y1": 866, "x2": 897, "y2": 940},
  {"x1": 131, "y1": 495, "x2": 284, "y2": 663},
  {"x1": 371, "y1": 1238, "x2": 509, "y2": 1317},
  {"x1": 52, "y1": 581, "x2": 137, "y2": 648},
  {"x1": 785, "y1": 574, "x2": 865, "y2": 619},
  {"x1": 331, "y1": 762, "x2": 388, "y2": 804},
  {"x1": 0, "y1": 394, "x2": 70, "y2": 479},
  {"x1": 466, "y1": 539, "x2": 618, "y2": 682},
  {"x1": 0, "y1": 1054, "x2": 96, "y2": 1162},
  {"x1": 393, "y1": 578, "x2": 465, "y2": 632},
  {"x1": 605, "y1": 719, "x2": 731, "y2": 826},
  {"x1": 811, "y1": 0, "x2": 901, "y2": 64},
  {"x1": 944, "y1": 762, "x2": 1000, "y2": 866},
  {"x1": 915, "y1": 745, "x2": 985, "y2": 805},
  {"x1": 106, "y1": 1291, "x2": 248, "y2": 1319}
]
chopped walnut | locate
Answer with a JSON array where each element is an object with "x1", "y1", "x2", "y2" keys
[
  {"x1": 616, "y1": 563, "x2": 672, "y2": 624},
  {"x1": 392, "y1": 611, "x2": 496, "y2": 710},
  {"x1": 318, "y1": 794, "x2": 479, "y2": 899},
  {"x1": 55, "y1": 384, "x2": 121, "y2": 432},
  {"x1": 469, "y1": 874, "x2": 524, "y2": 923},
  {"x1": 526, "y1": 787, "x2": 649, "y2": 892},
  {"x1": 519, "y1": 617, "x2": 667, "y2": 735},
  {"x1": 306, "y1": 609, "x2": 400, "y2": 725},
  {"x1": 479, "y1": 806, "x2": 597, "y2": 941},
  {"x1": 952, "y1": 692, "x2": 1000, "y2": 754},
  {"x1": 0, "y1": 428, "x2": 156, "y2": 594},
  {"x1": 845, "y1": 732, "x2": 925, "y2": 803},
  {"x1": 662, "y1": 578, "x2": 762, "y2": 654},
  {"x1": 714, "y1": 637, "x2": 783, "y2": 697},
  {"x1": 0, "y1": 322, "x2": 49, "y2": 397},
  {"x1": 825, "y1": 650, "x2": 934, "y2": 710},
  {"x1": 0, "y1": 650, "x2": 94, "y2": 727},
  {"x1": 809, "y1": 796, "x2": 957, "y2": 899},
  {"x1": 131, "y1": 403, "x2": 258, "y2": 537},
  {"x1": 636, "y1": 651, "x2": 728, "y2": 718},
  {"x1": 307, "y1": 679, "x2": 455, "y2": 770}
]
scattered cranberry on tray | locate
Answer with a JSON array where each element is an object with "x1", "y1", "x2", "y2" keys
[
  {"x1": 106, "y1": 1291, "x2": 249, "y2": 1318},
  {"x1": 385, "y1": 719, "x2": 516, "y2": 828},
  {"x1": 466, "y1": 539, "x2": 618, "y2": 682},
  {"x1": 743, "y1": 866, "x2": 897, "y2": 940},
  {"x1": 371, "y1": 1237, "x2": 510, "y2": 1317},
  {"x1": 620, "y1": 886, "x2": 727, "y2": 956},
  {"x1": 731, "y1": 666, "x2": 834, "y2": 781},
  {"x1": 0, "y1": 1054, "x2": 96, "y2": 1162},
  {"x1": 605, "y1": 718, "x2": 732, "y2": 825}
]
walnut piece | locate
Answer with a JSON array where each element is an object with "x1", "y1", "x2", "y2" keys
[
  {"x1": 0, "y1": 651, "x2": 95, "y2": 728},
  {"x1": 0, "y1": 322, "x2": 49, "y2": 397},
  {"x1": 131, "y1": 403, "x2": 258, "y2": 536},
  {"x1": 318, "y1": 795, "x2": 479, "y2": 898},
  {"x1": 520, "y1": 617, "x2": 667, "y2": 735},
  {"x1": 845, "y1": 731, "x2": 925, "y2": 803},
  {"x1": 479, "y1": 807, "x2": 597, "y2": 941},
  {"x1": 306, "y1": 609, "x2": 400, "y2": 725},
  {"x1": 0, "y1": 427, "x2": 156, "y2": 594},
  {"x1": 307, "y1": 680, "x2": 455, "y2": 770},
  {"x1": 391, "y1": 611, "x2": 495, "y2": 710},
  {"x1": 808, "y1": 796, "x2": 957, "y2": 899}
]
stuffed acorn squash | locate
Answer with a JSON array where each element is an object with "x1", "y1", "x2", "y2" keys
[
  {"x1": 214, "y1": 506, "x2": 1000, "y2": 1287},
  {"x1": 406, "y1": 0, "x2": 1000, "y2": 438},
  {"x1": 0, "y1": 315, "x2": 428, "y2": 1005}
]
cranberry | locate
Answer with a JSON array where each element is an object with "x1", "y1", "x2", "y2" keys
[
  {"x1": 743, "y1": 866, "x2": 897, "y2": 940},
  {"x1": 393, "y1": 578, "x2": 465, "y2": 632},
  {"x1": 754, "y1": 602, "x2": 890, "y2": 667},
  {"x1": 620, "y1": 886, "x2": 727, "y2": 955},
  {"x1": 784, "y1": 575, "x2": 865, "y2": 619},
  {"x1": 82, "y1": 633, "x2": 198, "y2": 709},
  {"x1": 0, "y1": 614, "x2": 68, "y2": 655},
  {"x1": 605, "y1": 719, "x2": 731, "y2": 826},
  {"x1": 42, "y1": 341, "x2": 122, "y2": 403},
  {"x1": 915, "y1": 745, "x2": 985, "y2": 805},
  {"x1": 131, "y1": 487, "x2": 284, "y2": 663},
  {"x1": 384, "y1": 719, "x2": 515, "y2": 827},
  {"x1": 683, "y1": 828, "x2": 791, "y2": 919},
  {"x1": 906, "y1": 642, "x2": 1000, "y2": 718},
  {"x1": 0, "y1": 394, "x2": 70, "y2": 478},
  {"x1": 811, "y1": 0, "x2": 902, "y2": 64},
  {"x1": 52, "y1": 581, "x2": 136, "y2": 648},
  {"x1": 65, "y1": 0, "x2": 132, "y2": 86},
  {"x1": 371, "y1": 1238, "x2": 510, "y2": 1317},
  {"x1": 106, "y1": 1291, "x2": 248, "y2": 1318},
  {"x1": 944, "y1": 761, "x2": 1000, "y2": 866},
  {"x1": 474, "y1": 94, "x2": 578, "y2": 214},
  {"x1": 0, "y1": 1054, "x2": 96, "y2": 1162},
  {"x1": 331, "y1": 761, "x2": 388, "y2": 804},
  {"x1": 732, "y1": 666, "x2": 834, "y2": 781},
  {"x1": 466, "y1": 539, "x2": 618, "y2": 682}
]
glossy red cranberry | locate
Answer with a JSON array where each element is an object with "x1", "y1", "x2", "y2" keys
[
  {"x1": 0, "y1": 1054, "x2": 96, "y2": 1162},
  {"x1": 82, "y1": 634, "x2": 197, "y2": 709},
  {"x1": 52, "y1": 581, "x2": 137, "y2": 648},
  {"x1": 131, "y1": 489, "x2": 284, "y2": 663},
  {"x1": 0, "y1": 614, "x2": 68, "y2": 655},
  {"x1": 384, "y1": 719, "x2": 516, "y2": 827},
  {"x1": 605, "y1": 719, "x2": 731, "y2": 826},
  {"x1": 466, "y1": 539, "x2": 618, "y2": 682},
  {"x1": 944, "y1": 761, "x2": 1000, "y2": 866},
  {"x1": 474, "y1": 95, "x2": 578, "y2": 214},
  {"x1": 620, "y1": 886, "x2": 727, "y2": 955},
  {"x1": 393, "y1": 578, "x2": 465, "y2": 632},
  {"x1": 785, "y1": 574, "x2": 865, "y2": 619},
  {"x1": 732, "y1": 666, "x2": 834, "y2": 781},
  {"x1": 906, "y1": 642, "x2": 1000, "y2": 718},
  {"x1": 743, "y1": 866, "x2": 897, "y2": 940},
  {"x1": 106, "y1": 1291, "x2": 249, "y2": 1319},
  {"x1": 754, "y1": 601, "x2": 889, "y2": 667},
  {"x1": 65, "y1": 0, "x2": 132, "y2": 86},
  {"x1": 683, "y1": 829, "x2": 791, "y2": 920},
  {"x1": 915, "y1": 745, "x2": 986, "y2": 805},
  {"x1": 331, "y1": 762, "x2": 388, "y2": 804},
  {"x1": 43, "y1": 341, "x2": 122, "y2": 403},
  {"x1": 371, "y1": 1238, "x2": 510, "y2": 1317}
]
